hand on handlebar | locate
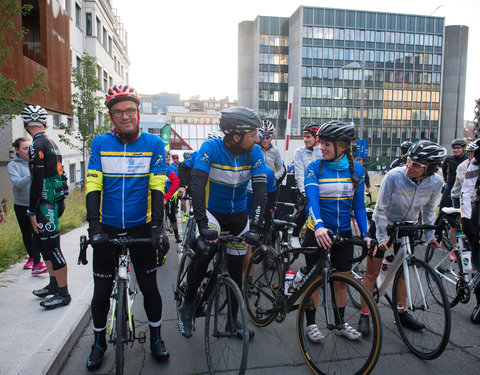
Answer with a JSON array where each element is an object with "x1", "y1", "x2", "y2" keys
[
  {"x1": 314, "y1": 227, "x2": 333, "y2": 249},
  {"x1": 378, "y1": 240, "x2": 391, "y2": 253},
  {"x1": 429, "y1": 238, "x2": 442, "y2": 248},
  {"x1": 200, "y1": 227, "x2": 218, "y2": 244},
  {"x1": 178, "y1": 187, "x2": 187, "y2": 198}
]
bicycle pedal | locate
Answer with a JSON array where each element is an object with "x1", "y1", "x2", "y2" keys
[{"x1": 137, "y1": 331, "x2": 146, "y2": 344}]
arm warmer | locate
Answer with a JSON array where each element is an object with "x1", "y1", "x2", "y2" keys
[
  {"x1": 190, "y1": 168, "x2": 210, "y2": 230},
  {"x1": 164, "y1": 171, "x2": 180, "y2": 201},
  {"x1": 250, "y1": 174, "x2": 267, "y2": 231},
  {"x1": 151, "y1": 189, "x2": 164, "y2": 226}
]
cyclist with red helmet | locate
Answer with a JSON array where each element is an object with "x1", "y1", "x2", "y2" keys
[
  {"x1": 85, "y1": 84, "x2": 170, "y2": 370},
  {"x1": 290, "y1": 123, "x2": 323, "y2": 247}
]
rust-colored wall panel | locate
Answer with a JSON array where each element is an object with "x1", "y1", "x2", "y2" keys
[{"x1": 0, "y1": 0, "x2": 71, "y2": 114}]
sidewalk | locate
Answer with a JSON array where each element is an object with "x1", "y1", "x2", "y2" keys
[{"x1": 0, "y1": 224, "x2": 92, "y2": 375}]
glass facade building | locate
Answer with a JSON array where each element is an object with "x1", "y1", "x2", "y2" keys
[{"x1": 238, "y1": 7, "x2": 462, "y2": 161}]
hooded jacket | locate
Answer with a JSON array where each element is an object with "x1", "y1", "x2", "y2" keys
[{"x1": 7, "y1": 154, "x2": 31, "y2": 206}]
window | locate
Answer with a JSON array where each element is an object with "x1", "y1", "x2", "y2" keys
[
  {"x1": 53, "y1": 114, "x2": 60, "y2": 128},
  {"x1": 85, "y1": 13, "x2": 92, "y2": 36},
  {"x1": 22, "y1": 0, "x2": 44, "y2": 65},
  {"x1": 75, "y1": 2, "x2": 81, "y2": 27},
  {"x1": 76, "y1": 56, "x2": 82, "y2": 70},
  {"x1": 103, "y1": 27, "x2": 107, "y2": 47},
  {"x1": 108, "y1": 36, "x2": 112, "y2": 54},
  {"x1": 67, "y1": 117, "x2": 73, "y2": 129},
  {"x1": 64, "y1": 0, "x2": 71, "y2": 16},
  {"x1": 103, "y1": 71, "x2": 108, "y2": 91},
  {"x1": 96, "y1": 17, "x2": 101, "y2": 38},
  {"x1": 69, "y1": 164, "x2": 76, "y2": 184}
]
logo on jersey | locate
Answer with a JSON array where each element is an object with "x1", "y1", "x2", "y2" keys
[
  {"x1": 38, "y1": 151, "x2": 44, "y2": 159},
  {"x1": 200, "y1": 153, "x2": 210, "y2": 164},
  {"x1": 153, "y1": 154, "x2": 164, "y2": 167},
  {"x1": 305, "y1": 169, "x2": 315, "y2": 181},
  {"x1": 253, "y1": 159, "x2": 264, "y2": 169}
]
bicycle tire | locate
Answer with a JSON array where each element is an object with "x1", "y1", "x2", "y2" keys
[
  {"x1": 392, "y1": 257, "x2": 451, "y2": 360},
  {"x1": 297, "y1": 272, "x2": 382, "y2": 375},
  {"x1": 205, "y1": 276, "x2": 249, "y2": 374},
  {"x1": 175, "y1": 249, "x2": 195, "y2": 308},
  {"x1": 348, "y1": 254, "x2": 367, "y2": 309},
  {"x1": 115, "y1": 279, "x2": 127, "y2": 375},
  {"x1": 243, "y1": 245, "x2": 281, "y2": 327},
  {"x1": 424, "y1": 241, "x2": 463, "y2": 307}
]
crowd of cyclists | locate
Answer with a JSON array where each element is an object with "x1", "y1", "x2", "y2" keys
[{"x1": 15, "y1": 83, "x2": 480, "y2": 372}]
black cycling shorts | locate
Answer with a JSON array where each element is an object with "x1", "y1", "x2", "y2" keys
[{"x1": 36, "y1": 201, "x2": 66, "y2": 270}]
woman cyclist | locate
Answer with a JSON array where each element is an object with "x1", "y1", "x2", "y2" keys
[{"x1": 302, "y1": 120, "x2": 371, "y2": 342}]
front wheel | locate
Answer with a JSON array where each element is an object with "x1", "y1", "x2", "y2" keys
[
  {"x1": 297, "y1": 272, "x2": 382, "y2": 375},
  {"x1": 115, "y1": 279, "x2": 127, "y2": 375},
  {"x1": 175, "y1": 249, "x2": 195, "y2": 309},
  {"x1": 392, "y1": 257, "x2": 451, "y2": 360},
  {"x1": 205, "y1": 276, "x2": 249, "y2": 374}
]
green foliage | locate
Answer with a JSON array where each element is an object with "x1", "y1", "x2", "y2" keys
[
  {"x1": 368, "y1": 156, "x2": 392, "y2": 171},
  {"x1": 0, "y1": 0, "x2": 48, "y2": 128},
  {"x1": 0, "y1": 189, "x2": 86, "y2": 272},
  {"x1": 59, "y1": 53, "x2": 108, "y2": 188}
]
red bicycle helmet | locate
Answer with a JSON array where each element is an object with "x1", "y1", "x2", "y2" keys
[{"x1": 105, "y1": 84, "x2": 141, "y2": 109}]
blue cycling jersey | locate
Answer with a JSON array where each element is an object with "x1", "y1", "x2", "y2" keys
[
  {"x1": 184, "y1": 151, "x2": 198, "y2": 169},
  {"x1": 194, "y1": 139, "x2": 266, "y2": 214},
  {"x1": 304, "y1": 156, "x2": 367, "y2": 235},
  {"x1": 247, "y1": 165, "x2": 276, "y2": 217},
  {"x1": 165, "y1": 164, "x2": 178, "y2": 192},
  {"x1": 86, "y1": 132, "x2": 167, "y2": 229}
]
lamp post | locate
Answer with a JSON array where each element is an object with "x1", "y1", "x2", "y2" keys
[{"x1": 343, "y1": 57, "x2": 365, "y2": 157}]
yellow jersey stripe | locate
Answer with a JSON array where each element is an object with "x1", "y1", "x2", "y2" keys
[
  {"x1": 100, "y1": 151, "x2": 153, "y2": 156},
  {"x1": 211, "y1": 163, "x2": 251, "y2": 171}
]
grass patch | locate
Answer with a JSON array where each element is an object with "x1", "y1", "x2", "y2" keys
[{"x1": 0, "y1": 188, "x2": 86, "y2": 272}]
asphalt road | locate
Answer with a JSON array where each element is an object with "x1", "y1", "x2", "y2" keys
[{"x1": 60, "y1": 229, "x2": 480, "y2": 375}]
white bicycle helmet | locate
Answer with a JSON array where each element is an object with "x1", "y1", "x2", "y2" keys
[{"x1": 21, "y1": 105, "x2": 48, "y2": 127}]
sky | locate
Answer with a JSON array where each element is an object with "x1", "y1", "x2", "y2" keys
[{"x1": 113, "y1": 0, "x2": 478, "y2": 119}]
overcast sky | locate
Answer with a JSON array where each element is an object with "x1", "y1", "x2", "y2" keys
[{"x1": 113, "y1": 0, "x2": 478, "y2": 119}]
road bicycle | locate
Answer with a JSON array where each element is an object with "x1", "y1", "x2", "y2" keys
[
  {"x1": 163, "y1": 200, "x2": 174, "y2": 235},
  {"x1": 262, "y1": 201, "x2": 298, "y2": 253},
  {"x1": 244, "y1": 233, "x2": 382, "y2": 375},
  {"x1": 362, "y1": 221, "x2": 451, "y2": 360},
  {"x1": 174, "y1": 233, "x2": 250, "y2": 374},
  {"x1": 425, "y1": 207, "x2": 480, "y2": 308},
  {"x1": 179, "y1": 196, "x2": 195, "y2": 253},
  {"x1": 78, "y1": 234, "x2": 151, "y2": 375}
]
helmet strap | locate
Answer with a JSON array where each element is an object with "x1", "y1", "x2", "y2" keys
[{"x1": 224, "y1": 133, "x2": 247, "y2": 155}]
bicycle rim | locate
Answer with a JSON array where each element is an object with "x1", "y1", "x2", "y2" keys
[
  {"x1": 392, "y1": 257, "x2": 451, "y2": 360},
  {"x1": 424, "y1": 243, "x2": 463, "y2": 307},
  {"x1": 243, "y1": 245, "x2": 281, "y2": 327},
  {"x1": 297, "y1": 273, "x2": 382, "y2": 375},
  {"x1": 115, "y1": 279, "x2": 127, "y2": 375},
  {"x1": 175, "y1": 249, "x2": 194, "y2": 308},
  {"x1": 205, "y1": 277, "x2": 249, "y2": 374}
]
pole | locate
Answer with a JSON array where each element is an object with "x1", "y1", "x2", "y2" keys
[
  {"x1": 284, "y1": 86, "x2": 294, "y2": 160},
  {"x1": 360, "y1": 54, "x2": 365, "y2": 140}
]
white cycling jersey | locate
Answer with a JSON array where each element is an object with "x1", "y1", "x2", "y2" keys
[
  {"x1": 261, "y1": 144, "x2": 284, "y2": 181},
  {"x1": 373, "y1": 167, "x2": 443, "y2": 244},
  {"x1": 294, "y1": 145, "x2": 322, "y2": 192},
  {"x1": 461, "y1": 161, "x2": 480, "y2": 219}
]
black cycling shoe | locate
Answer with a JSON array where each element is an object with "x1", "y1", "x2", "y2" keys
[
  {"x1": 33, "y1": 284, "x2": 57, "y2": 298},
  {"x1": 358, "y1": 314, "x2": 370, "y2": 337},
  {"x1": 39, "y1": 293, "x2": 71, "y2": 309},
  {"x1": 398, "y1": 311, "x2": 425, "y2": 331},
  {"x1": 227, "y1": 319, "x2": 255, "y2": 340},
  {"x1": 86, "y1": 343, "x2": 106, "y2": 371},
  {"x1": 175, "y1": 234, "x2": 182, "y2": 243},
  {"x1": 178, "y1": 302, "x2": 195, "y2": 338},
  {"x1": 150, "y1": 326, "x2": 170, "y2": 362}
]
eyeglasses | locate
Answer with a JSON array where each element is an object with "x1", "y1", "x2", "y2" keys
[
  {"x1": 406, "y1": 157, "x2": 426, "y2": 168},
  {"x1": 260, "y1": 135, "x2": 272, "y2": 140},
  {"x1": 110, "y1": 107, "x2": 137, "y2": 118},
  {"x1": 452, "y1": 146, "x2": 463, "y2": 150}
]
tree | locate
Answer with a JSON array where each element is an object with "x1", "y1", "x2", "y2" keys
[
  {"x1": 59, "y1": 53, "x2": 110, "y2": 189},
  {"x1": 0, "y1": 0, "x2": 48, "y2": 128}
]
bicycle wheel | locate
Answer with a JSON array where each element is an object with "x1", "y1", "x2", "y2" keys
[
  {"x1": 392, "y1": 257, "x2": 451, "y2": 360},
  {"x1": 348, "y1": 254, "x2": 367, "y2": 309},
  {"x1": 424, "y1": 241, "x2": 463, "y2": 307},
  {"x1": 243, "y1": 245, "x2": 281, "y2": 327},
  {"x1": 297, "y1": 273, "x2": 382, "y2": 375},
  {"x1": 175, "y1": 249, "x2": 195, "y2": 308},
  {"x1": 205, "y1": 276, "x2": 249, "y2": 375},
  {"x1": 115, "y1": 279, "x2": 127, "y2": 375}
]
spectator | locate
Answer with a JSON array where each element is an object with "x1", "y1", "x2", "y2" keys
[
  {"x1": 355, "y1": 157, "x2": 370, "y2": 193},
  {"x1": 7, "y1": 138, "x2": 47, "y2": 274}
]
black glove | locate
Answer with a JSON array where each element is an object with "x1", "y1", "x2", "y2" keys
[
  {"x1": 88, "y1": 222, "x2": 108, "y2": 245},
  {"x1": 462, "y1": 217, "x2": 476, "y2": 244},
  {"x1": 244, "y1": 230, "x2": 260, "y2": 247},
  {"x1": 199, "y1": 227, "x2": 218, "y2": 242},
  {"x1": 151, "y1": 225, "x2": 163, "y2": 250}
]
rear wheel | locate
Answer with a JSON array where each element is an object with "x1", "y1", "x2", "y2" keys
[
  {"x1": 115, "y1": 279, "x2": 127, "y2": 375},
  {"x1": 392, "y1": 257, "x2": 451, "y2": 360},
  {"x1": 243, "y1": 245, "x2": 281, "y2": 327},
  {"x1": 205, "y1": 276, "x2": 249, "y2": 374}
]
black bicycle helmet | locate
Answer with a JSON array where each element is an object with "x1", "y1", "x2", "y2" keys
[
  {"x1": 317, "y1": 121, "x2": 355, "y2": 144},
  {"x1": 400, "y1": 140, "x2": 414, "y2": 155},
  {"x1": 408, "y1": 140, "x2": 447, "y2": 167},
  {"x1": 303, "y1": 122, "x2": 320, "y2": 136},
  {"x1": 451, "y1": 138, "x2": 466, "y2": 148},
  {"x1": 219, "y1": 107, "x2": 262, "y2": 136}
]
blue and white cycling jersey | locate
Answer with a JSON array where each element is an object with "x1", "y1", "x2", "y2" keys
[
  {"x1": 194, "y1": 138, "x2": 266, "y2": 214},
  {"x1": 247, "y1": 165, "x2": 276, "y2": 217},
  {"x1": 304, "y1": 156, "x2": 367, "y2": 235}
]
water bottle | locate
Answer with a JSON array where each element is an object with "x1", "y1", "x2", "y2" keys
[
  {"x1": 380, "y1": 254, "x2": 395, "y2": 276},
  {"x1": 292, "y1": 267, "x2": 308, "y2": 290},
  {"x1": 461, "y1": 250, "x2": 472, "y2": 272},
  {"x1": 284, "y1": 269, "x2": 295, "y2": 296}
]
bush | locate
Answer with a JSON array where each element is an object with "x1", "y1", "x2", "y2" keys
[{"x1": 0, "y1": 189, "x2": 86, "y2": 272}]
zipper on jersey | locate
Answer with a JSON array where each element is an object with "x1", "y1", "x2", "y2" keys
[
  {"x1": 231, "y1": 156, "x2": 237, "y2": 213},
  {"x1": 122, "y1": 143, "x2": 126, "y2": 229},
  {"x1": 336, "y1": 170, "x2": 341, "y2": 233}
]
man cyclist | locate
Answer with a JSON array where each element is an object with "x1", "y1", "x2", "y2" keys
[
  {"x1": 259, "y1": 120, "x2": 285, "y2": 182},
  {"x1": 85, "y1": 84, "x2": 170, "y2": 370},
  {"x1": 291, "y1": 123, "x2": 323, "y2": 248},
  {"x1": 177, "y1": 107, "x2": 266, "y2": 339},
  {"x1": 359, "y1": 140, "x2": 446, "y2": 336},
  {"x1": 441, "y1": 139, "x2": 468, "y2": 243},
  {"x1": 390, "y1": 140, "x2": 413, "y2": 169},
  {"x1": 22, "y1": 105, "x2": 71, "y2": 309}
]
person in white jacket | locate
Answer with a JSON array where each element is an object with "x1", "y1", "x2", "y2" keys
[
  {"x1": 7, "y1": 138, "x2": 47, "y2": 274},
  {"x1": 290, "y1": 123, "x2": 322, "y2": 247}
]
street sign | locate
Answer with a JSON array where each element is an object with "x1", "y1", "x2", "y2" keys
[{"x1": 356, "y1": 139, "x2": 368, "y2": 158}]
